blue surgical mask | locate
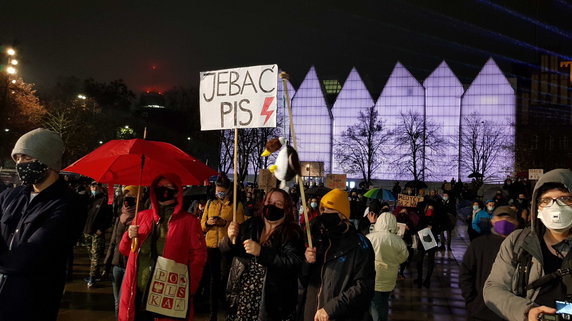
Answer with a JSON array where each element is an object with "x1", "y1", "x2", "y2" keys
[
  {"x1": 216, "y1": 191, "x2": 226, "y2": 199},
  {"x1": 91, "y1": 190, "x2": 99, "y2": 197},
  {"x1": 310, "y1": 202, "x2": 318, "y2": 209},
  {"x1": 487, "y1": 206, "x2": 495, "y2": 212},
  {"x1": 443, "y1": 196, "x2": 449, "y2": 201},
  {"x1": 472, "y1": 205, "x2": 479, "y2": 211}
]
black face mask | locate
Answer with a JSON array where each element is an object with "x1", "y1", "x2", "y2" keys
[
  {"x1": 321, "y1": 212, "x2": 341, "y2": 229},
  {"x1": 263, "y1": 204, "x2": 285, "y2": 221},
  {"x1": 124, "y1": 196, "x2": 136, "y2": 207},
  {"x1": 154, "y1": 186, "x2": 177, "y2": 202},
  {"x1": 16, "y1": 160, "x2": 49, "y2": 185}
]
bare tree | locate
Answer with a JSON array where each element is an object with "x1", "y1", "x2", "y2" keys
[
  {"x1": 392, "y1": 110, "x2": 444, "y2": 182},
  {"x1": 459, "y1": 112, "x2": 512, "y2": 182},
  {"x1": 334, "y1": 106, "x2": 391, "y2": 184}
]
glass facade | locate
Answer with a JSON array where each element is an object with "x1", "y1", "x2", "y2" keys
[
  {"x1": 376, "y1": 62, "x2": 426, "y2": 181},
  {"x1": 219, "y1": 59, "x2": 516, "y2": 183},
  {"x1": 460, "y1": 58, "x2": 516, "y2": 181},
  {"x1": 331, "y1": 68, "x2": 375, "y2": 174},
  {"x1": 423, "y1": 61, "x2": 464, "y2": 182},
  {"x1": 291, "y1": 66, "x2": 332, "y2": 174}
]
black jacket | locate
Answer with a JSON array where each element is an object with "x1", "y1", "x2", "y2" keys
[
  {"x1": 83, "y1": 193, "x2": 112, "y2": 234},
  {"x1": 221, "y1": 216, "x2": 305, "y2": 321},
  {"x1": 0, "y1": 179, "x2": 85, "y2": 321},
  {"x1": 460, "y1": 233, "x2": 505, "y2": 321},
  {"x1": 301, "y1": 217, "x2": 375, "y2": 321}
]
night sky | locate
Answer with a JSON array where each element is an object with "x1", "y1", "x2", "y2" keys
[{"x1": 1, "y1": 0, "x2": 571, "y2": 96}]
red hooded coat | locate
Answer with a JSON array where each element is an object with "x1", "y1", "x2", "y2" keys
[{"x1": 118, "y1": 173, "x2": 207, "y2": 321}]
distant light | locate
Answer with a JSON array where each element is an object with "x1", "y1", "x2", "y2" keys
[
  {"x1": 143, "y1": 104, "x2": 166, "y2": 109},
  {"x1": 99, "y1": 141, "x2": 103, "y2": 144},
  {"x1": 11, "y1": 80, "x2": 16, "y2": 84},
  {"x1": 187, "y1": 137, "x2": 191, "y2": 141},
  {"x1": 6, "y1": 48, "x2": 15, "y2": 56},
  {"x1": 9, "y1": 59, "x2": 18, "y2": 65},
  {"x1": 4, "y1": 128, "x2": 9, "y2": 132},
  {"x1": 77, "y1": 94, "x2": 86, "y2": 100},
  {"x1": 6, "y1": 66, "x2": 16, "y2": 74},
  {"x1": 124, "y1": 125, "x2": 129, "y2": 129}
]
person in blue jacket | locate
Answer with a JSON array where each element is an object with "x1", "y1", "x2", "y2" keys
[{"x1": 472, "y1": 200, "x2": 496, "y2": 237}]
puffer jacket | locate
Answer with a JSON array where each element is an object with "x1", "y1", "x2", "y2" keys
[
  {"x1": 302, "y1": 217, "x2": 375, "y2": 321},
  {"x1": 483, "y1": 169, "x2": 572, "y2": 321},
  {"x1": 118, "y1": 173, "x2": 207, "y2": 321},
  {"x1": 201, "y1": 199, "x2": 244, "y2": 248},
  {"x1": 366, "y1": 212, "x2": 408, "y2": 292}
]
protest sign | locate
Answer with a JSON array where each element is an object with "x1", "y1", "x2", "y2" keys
[
  {"x1": 528, "y1": 169, "x2": 544, "y2": 180},
  {"x1": 258, "y1": 169, "x2": 276, "y2": 192},
  {"x1": 417, "y1": 227, "x2": 437, "y2": 251},
  {"x1": 325, "y1": 174, "x2": 346, "y2": 190},
  {"x1": 200, "y1": 64, "x2": 278, "y2": 130},
  {"x1": 397, "y1": 194, "x2": 424, "y2": 207}
]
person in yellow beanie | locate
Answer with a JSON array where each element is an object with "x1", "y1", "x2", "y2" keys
[{"x1": 301, "y1": 188, "x2": 375, "y2": 321}]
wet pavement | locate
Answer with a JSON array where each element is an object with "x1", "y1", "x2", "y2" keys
[{"x1": 58, "y1": 219, "x2": 472, "y2": 321}]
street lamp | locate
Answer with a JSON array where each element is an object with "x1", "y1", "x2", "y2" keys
[
  {"x1": 6, "y1": 66, "x2": 16, "y2": 75},
  {"x1": 6, "y1": 48, "x2": 15, "y2": 56},
  {"x1": 9, "y1": 59, "x2": 17, "y2": 66}
]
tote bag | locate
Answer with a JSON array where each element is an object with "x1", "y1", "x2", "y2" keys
[{"x1": 145, "y1": 256, "x2": 190, "y2": 318}]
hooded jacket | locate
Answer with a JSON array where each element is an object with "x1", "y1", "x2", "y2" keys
[
  {"x1": 201, "y1": 198, "x2": 244, "y2": 248},
  {"x1": 118, "y1": 173, "x2": 207, "y2": 321},
  {"x1": 302, "y1": 217, "x2": 375, "y2": 321},
  {"x1": 483, "y1": 169, "x2": 572, "y2": 321},
  {"x1": 366, "y1": 212, "x2": 408, "y2": 292}
]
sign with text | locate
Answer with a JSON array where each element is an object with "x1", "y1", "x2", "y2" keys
[
  {"x1": 528, "y1": 169, "x2": 544, "y2": 180},
  {"x1": 145, "y1": 256, "x2": 189, "y2": 318},
  {"x1": 258, "y1": 169, "x2": 277, "y2": 192},
  {"x1": 397, "y1": 194, "x2": 424, "y2": 208},
  {"x1": 325, "y1": 174, "x2": 346, "y2": 190},
  {"x1": 200, "y1": 64, "x2": 278, "y2": 130},
  {"x1": 300, "y1": 161, "x2": 324, "y2": 177}
]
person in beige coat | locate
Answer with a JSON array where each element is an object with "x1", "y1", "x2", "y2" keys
[{"x1": 367, "y1": 211, "x2": 408, "y2": 321}]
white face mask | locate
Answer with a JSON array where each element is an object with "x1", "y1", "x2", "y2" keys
[{"x1": 538, "y1": 203, "x2": 572, "y2": 231}]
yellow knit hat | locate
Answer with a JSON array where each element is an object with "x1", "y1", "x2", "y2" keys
[
  {"x1": 123, "y1": 185, "x2": 140, "y2": 197},
  {"x1": 320, "y1": 189, "x2": 350, "y2": 219}
]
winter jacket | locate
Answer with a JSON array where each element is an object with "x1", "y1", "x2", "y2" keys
[
  {"x1": 118, "y1": 173, "x2": 207, "y2": 321},
  {"x1": 0, "y1": 179, "x2": 85, "y2": 321},
  {"x1": 301, "y1": 217, "x2": 375, "y2": 321},
  {"x1": 221, "y1": 216, "x2": 304, "y2": 320},
  {"x1": 483, "y1": 169, "x2": 572, "y2": 321},
  {"x1": 104, "y1": 210, "x2": 133, "y2": 269},
  {"x1": 459, "y1": 232, "x2": 505, "y2": 321},
  {"x1": 83, "y1": 192, "x2": 113, "y2": 234},
  {"x1": 201, "y1": 198, "x2": 245, "y2": 248},
  {"x1": 366, "y1": 212, "x2": 408, "y2": 292},
  {"x1": 472, "y1": 209, "x2": 492, "y2": 234}
]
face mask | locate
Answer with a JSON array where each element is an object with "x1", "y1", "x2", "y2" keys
[
  {"x1": 124, "y1": 196, "x2": 136, "y2": 207},
  {"x1": 263, "y1": 204, "x2": 285, "y2": 221},
  {"x1": 493, "y1": 220, "x2": 517, "y2": 235},
  {"x1": 443, "y1": 197, "x2": 449, "y2": 201},
  {"x1": 321, "y1": 212, "x2": 341, "y2": 229},
  {"x1": 473, "y1": 205, "x2": 479, "y2": 211},
  {"x1": 487, "y1": 206, "x2": 495, "y2": 212},
  {"x1": 310, "y1": 202, "x2": 318, "y2": 209},
  {"x1": 538, "y1": 203, "x2": 572, "y2": 231},
  {"x1": 91, "y1": 190, "x2": 99, "y2": 197},
  {"x1": 155, "y1": 186, "x2": 177, "y2": 202},
  {"x1": 16, "y1": 160, "x2": 49, "y2": 185},
  {"x1": 426, "y1": 209, "x2": 433, "y2": 217},
  {"x1": 216, "y1": 191, "x2": 226, "y2": 199}
]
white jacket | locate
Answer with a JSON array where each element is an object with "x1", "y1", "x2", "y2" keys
[{"x1": 366, "y1": 212, "x2": 409, "y2": 292}]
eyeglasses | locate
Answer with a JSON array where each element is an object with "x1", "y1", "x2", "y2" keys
[{"x1": 538, "y1": 196, "x2": 572, "y2": 208}]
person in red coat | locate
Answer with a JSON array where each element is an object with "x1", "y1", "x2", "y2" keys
[{"x1": 118, "y1": 173, "x2": 207, "y2": 321}]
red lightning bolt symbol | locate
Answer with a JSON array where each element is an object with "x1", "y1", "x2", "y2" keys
[{"x1": 260, "y1": 97, "x2": 275, "y2": 125}]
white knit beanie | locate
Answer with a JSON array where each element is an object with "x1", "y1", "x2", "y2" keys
[{"x1": 11, "y1": 128, "x2": 65, "y2": 170}]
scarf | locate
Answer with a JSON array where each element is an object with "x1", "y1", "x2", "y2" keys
[{"x1": 120, "y1": 204, "x2": 136, "y2": 225}]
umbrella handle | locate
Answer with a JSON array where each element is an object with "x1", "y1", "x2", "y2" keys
[{"x1": 131, "y1": 237, "x2": 139, "y2": 253}]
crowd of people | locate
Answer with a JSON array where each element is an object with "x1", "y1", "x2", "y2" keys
[{"x1": 1, "y1": 128, "x2": 572, "y2": 321}]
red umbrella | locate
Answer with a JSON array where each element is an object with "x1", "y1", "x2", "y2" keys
[{"x1": 63, "y1": 138, "x2": 217, "y2": 186}]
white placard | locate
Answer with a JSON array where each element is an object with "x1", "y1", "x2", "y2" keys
[
  {"x1": 396, "y1": 223, "x2": 407, "y2": 238},
  {"x1": 199, "y1": 64, "x2": 278, "y2": 130},
  {"x1": 417, "y1": 227, "x2": 437, "y2": 251},
  {"x1": 528, "y1": 169, "x2": 544, "y2": 180}
]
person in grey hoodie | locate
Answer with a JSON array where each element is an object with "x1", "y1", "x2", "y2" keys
[{"x1": 483, "y1": 169, "x2": 572, "y2": 321}]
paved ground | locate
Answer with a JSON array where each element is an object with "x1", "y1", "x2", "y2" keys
[{"x1": 58, "y1": 218, "x2": 472, "y2": 321}]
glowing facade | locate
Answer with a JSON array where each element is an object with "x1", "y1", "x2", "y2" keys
[
  {"x1": 376, "y1": 62, "x2": 425, "y2": 181},
  {"x1": 423, "y1": 61, "x2": 464, "y2": 182},
  {"x1": 291, "y1": 66, "x2": 333, "y2": 174},
  {"x1": 221, "y1": 59, "x2": 516, "y2": 183},
  {"x1": 331, "y1": 68, "x2": 375, "y2": 174}
]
